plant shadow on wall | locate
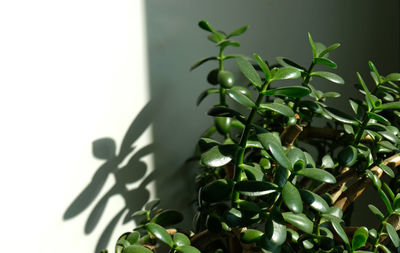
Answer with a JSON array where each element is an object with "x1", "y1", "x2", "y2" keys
[{"x1": 63, "y1": 100, "x2": 158, "y2": 253}]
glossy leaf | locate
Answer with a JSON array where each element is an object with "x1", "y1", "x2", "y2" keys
[
  {"x1": 282, "y1": 212, "x2": 313, "y2": 234},
  {"x1": 368, "y1": 204, "x2": 384, "y2": 220},
  {"x1": 202, "y1": 179, "x2": 233, "y2": 202},
  {"x1": 338, "y1": 145, "x2": 358, "y2": 167},
  {"x1": 321, "y1": 155, "x2": 335, "y2": 169},
  {"x1": 324, "y1": 91, "x2": 341, "y2": 98},
  {"x1": 231, "y1": 86, "x2": 251, "y2": 98},
  {"x1": 263, "y1": 86, "x2": 310, "y2": 98},
  {"x1": 271, "y1": 67, "x2": 301, "y2": 81},
  {"x1": 352, "y1": 226, "x2": 368, "y2": 250},
  {"x1": 200, "y1": 144, "x2": 236, "y2": 168},
  {"x1": 240, "y1": 163, "x2": 264, "y2": 181},
  {"x1": 144, "y1": 199, "x2": 160, "y2": 211},
  {"x1": 275, "y1": 57, "x2": 306, "y2": 70},
  {"x1": 124, "y1": 245, "x2": 153, "y2": 253},
  {"x1": 300, "y1": 189, "x2": 329, "y2": 213},
  {"x1": 379, "y1": 101, "x2": 400, "y2": 110},
  {"x1": 241, "y1": 229, "x2": 264, "y2": 243},
  {"x1": 308, "y1": 33, "x2": 317, "y2": 58},
  {"x1": 256, "y1": 130, "x2": 281, "y2": 148},
  {"x1": 282, "y1": 182, "x2": 303, "y2": 213},
  {"x1": 173, "y1": 233, "x2": 191, "y2": 247},
  {"x1": 235, "y1": 56, "x2": 263, "y2": 88},
  {"x1": 368, "y1": 61, "x2": 382, "y2": 84},
  {"x1": 331, "y1": 220, "x2": 350, "y2": 246},
  {"x1": 386, "y1": 222, "x2": 400, "y2": 247},
  {"x1": 198, "y1": 20, "x2": 215, "y2": 32},
  {"x1": 216, "y1": 40, "x2": 240, "y2": 49},
  {"x1": 145, "y1": 223, "x2": 173, "y2": 247},
  {"x1": 268, "y1": 142, "x2": 292, "y2": 169},
  {"x1": 265, "y1": 209, "x2": 287, "y2": 245},
  {"x1": 234, "y1": 180, "x2": 278, "y2": 197},
  {"x1": 208, "y1": 106, "x2": 246, "y2": 123},
  {"x1": 260, "y1": 103, "x2": 295, "y2": 117},
  {"x1": 190, "y1": 56, "x2": 217, "y2": 71},
  {"x1": 151, "y1": 209, "x2": 183, "y2": 227},
  {"x1": 357, "y1": 72, "x2": 375, "y2": 110},
  {"x1": 314, "y1": 57, "x2": 337, "y2": 69},
  {"x1": 296, "y1": 168, "x2": 336, "y2": 183},
  {"x1": 226, "y1": 89, "x2": 255, "y2": 108},
  {"x1": 324, "y1": 107, "x2": 358, "y2": 125},
  {"x1": 385, "y1": 73, "x2": 400, "y2": 82},
  {"x1": 311, "y1": 71, "x2": 344, "y2": 84},
  {"x1": 366, "y1": 112, "x2": 390, "y2": 125},
  {"x1": 379, "y1": 163, "x2": 395, "y2": 178},
  {"x1": 253, "y1": 53, "x2": 271, "y2": 81},
  {"x1": 176, "y1": 245, "x2": 201, "y2": 253},
  {"x1": 228, "y1": 25, "x2": 249, "y2": 38},
  {"x1": 319, "y1": 43, "x2": 341, "y2": 57}
]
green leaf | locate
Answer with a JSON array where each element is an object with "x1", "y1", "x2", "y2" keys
[
  {"x1": 124, "y1": 245, "x2": 153, "y2": 253},
  {"x1": 386, "y1": 222, "x2": 400, "y2": 247},
  {"x1": 379, "y1": 163, "x2": 395, "y2": 178},
  {"x1": 331, "y1": 220, "x2": 350, "y2": 246},
  {"x1": 228, "y1": 25, "x2": 249, "y2": 38},
  {"x1": 319, "y1": 43, "x2": 341, "y2": 58},
  {"x1": 271, "y1": 67, "x2": 301, "y2": 81},
  {"x1": 394, "y1": 194, "x2": 400, "y2": 211},
  {"x1": 198, "y1": 20, "x2": 216, "y2": 33},
  {"x1": 352, "y1": 226, "x2": 368, "y2": 250},
  {"x1": 357, "y1": 72, "x2": 375, "y2": 110},
  {"x1": 151, "y1": 210, "x2": 183, "y2": 227},
  {"x1": 126, "y1": 231, "x2": 140, "y2": 245},
  {"x1": 366, "y1": 112, "x2": 390, "y2": 125},
  {"x1": 234, "y1": 180, "x2": 278, "y2": 197},
  {"x1": 263, "y1": 86, "x2": 311, "y2": 98},
  {"x1": 231, "y1": 86, "x2": 252, "y2": 98},
  {"x1": 282, "y1": 212, "x2": 313, "y2": 234},
  {"x1": 368, "y1": 61, "x2": 382, "y2": 84},
  {"x1": 377, "y1": 244, "x2": 392, "y2": 253},
  {"x1": 275, "y1": 57, "x2": 306, "y2": 70},
  {"x1": 240, "y1": 163, "x2": 264, "y2": 181},
  {"x1": 208, "y1": 106, "x2": 246, "y2": 123},
  {"x1": 226, "y1": 89, "x2": 255, "y2": 108},
  {"x1": 338, "y1": 145, "x2": 358, "y2": 167},
  {"x1": 253, "y1": 53, "x2": 271, "y2": 81},
  {"x1": 366, "y1": 170, "x2": 382, "y2": 189},
  {"x1": 323, "y1": 107, "x2": 358, "y2": 125},
  {"x1": 299, "y1": 189, "x2": 329, "y2": 213},
  {"x1": 235, "y1": 56, "x2": 263, "y2": 88},
  {"x1": 197, "y1": 88, "x2": 219, "y2": 106},
  {"x1": 311, "y1": 71, "x2": 344, "y2": 84},
  {"x1": 324, "y1": 91, "x2": 341, "y2": 98},
  {"x1": 282, "y1": 182, "x2": 303, "y2": 213},
  {"x1": 176, "y1": 245, "x2": 201, "y2": 253},
  {"x1": 216, "y1": 39, "x2": 240, "y2": 49},
  {"x1": 297, "y1": 168, "x2": 336, "y2": 183},
  {"x1": 131, "y1": 210, "x2": 147, "y2": 217},
  {"x1": 265, "y1": 209, "x2": 287, "y2": 245},
  {"x1": 173, "y1": 233, "x2": 191, "y2": 247},
  {"x1": 379, "y1": 101, "x2": 400, "y2": 110},
  {"x1": 200, "y1": 144, "x2": 237, "y2": 168},
  {"x1": 241, "y1": 229, "x2": 264, "y2": 243},
  {"x1": 368, "y1": 204, "x2": 384, "y2": 220},
  {"x1": 268, "y1": 142, "x2": 293, "y2": 170},
  {"x1": 145, "y1": 223, "x2": 173, "y2": 247},
  {"x1": 314, "y1": 57, "x2": 337, "y2": 69},
  {"x1": 385, "y1": 73, "x2": 400, "y2": 82},
  {"x1": 190, "y1": 56, "x2": 218, "y2": 71},
  {"x1": 308, "y1": 33, "x2": 317, "y2": 58},
  {"x1": 202, "y1": 179, "x2": 233, "y2": 202},
  {"x1": 256, "y1": 131, "x2": 281, "y2": 148},
  {"x1": 321, "y1": 155, "x2": 335, "y2": 169},
  {"x1": 259, "y1": 103, "x2": 295, "y2": 117}
]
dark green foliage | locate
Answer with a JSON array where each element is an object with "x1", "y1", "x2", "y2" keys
[{"x1": 110, "y1": 20, "x2": 400, "y2": 253}]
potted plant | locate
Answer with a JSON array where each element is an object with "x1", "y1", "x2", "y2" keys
[{"x1": 104, "y1": 20, "x2": 400, "y2": 253}]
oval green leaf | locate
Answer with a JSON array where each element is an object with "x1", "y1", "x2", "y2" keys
[
  {"x1": 151, "y1": 209, "x2": 183, "y2": 227},
  {"x1": 331, "y1": 220, "x2": 350, "y2": 246},
  {"x1": 271, "y1": 67, "x2": 301, "y2": 81},
  {"x1": 190, "y1": 56, "x2": 218, "y2": 71},
  {"x1": 260, "y1": 103, "x2": 295, "y2": 117},
  {"x1": 386, "y1": 222, "x2": 400, "y2": 247},
  {"x1": 176, "y1": 245, "x2": 201, "y2": 253},
  {"x1": 145, "y1": 223, "x2": 173, "y2": 247},
  {"x1": 200, "y1": 144, "x2": 236, "y2": 168},
  {"x1": 368, "y1": 204, "x2": 384, "y2": 220},
  {"x1": 241, "y1": 229, "x2": 264, "y2": 243},
  {"x1": 385, "y1": 73, "x2": 400, "y2": 82},
  {"x1": 282, "y1": 182, "x2": 303, "y2": 214},
  {"x1": 324, "y1": 107, "x2": 358, "y2": 125},
  {"x1": 228, "y1": 25, "x2": 249, "y2": 38},
  {"x1": 352, "y1": 226, "x2": 368, "y2": 250},
  {"x1": 299, "y1": 189, "x2": 329, "y2": 213},
  {"x1": 338, "y1": 145, "x2": 357, "y2": 167},
  {"x1": 124, "y1": 245, "x2": 153, "y2": 253},
  {"x1": 173, "y1": 232, "x2": 191, "y2": 247},
  {"x1": 202, "y1": 179, "x2": 233, "y2": 203},
  {"x1": 265, "y1": 209, "x2": 287, "y2": 245},
  {"x1": 296, "y1": 168, "x2": 336, "y2": 184},
  {"x1": 268, "y1": 142, "x2": 292, "y2": 170},
  {"x1": 311, "y1": 71, "x2": 344, "y2": 84},
  {"x1": 263, "y1": 86, "x2": 311, "y2": 98},
  {"x1": 314, "y1": 57, "x2": 337, "y2": 69},
  {"x1": 235, "y1": 56, "x2": 263, "y2": 88},
  {"x1": 226, "y1": 89, "x2": 256, "y2": 108},
  {"x1": 234, "y1": 180, "x2": 278, "y2": 197},
  {"x1": 197, "y1": 88, "x2": 219, "y2": 106},
  {"x1": 282, "y1": 212, "x2": 313, "y2": 234}
]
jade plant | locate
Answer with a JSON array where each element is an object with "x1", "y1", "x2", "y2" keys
[{"x1": 106, "y1": 20, "x2": 400, "y2": 253}]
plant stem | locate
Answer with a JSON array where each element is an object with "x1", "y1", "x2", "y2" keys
[{"x1": 218, "y1": 48, "x2": 226, "y2": 106}]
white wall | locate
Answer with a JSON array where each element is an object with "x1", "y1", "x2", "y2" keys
[{"x1": 0, "y1": 1, "x2": 152, "y2": 252}]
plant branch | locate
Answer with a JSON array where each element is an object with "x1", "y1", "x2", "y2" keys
[{"x1": 334, "y1": 153, "x2": 400, "y2": 211}]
